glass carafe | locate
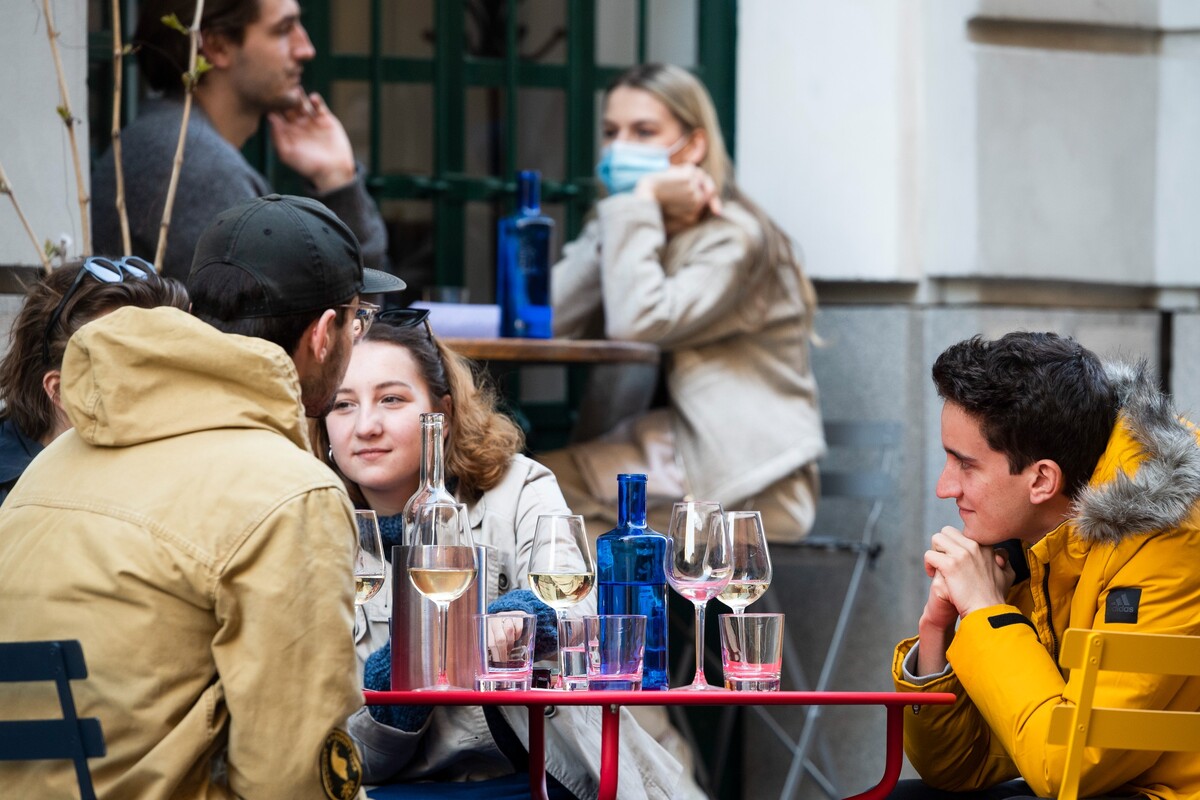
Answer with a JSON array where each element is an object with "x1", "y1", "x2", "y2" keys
[{"x1": 401, "y1": 412, "x2": 457, "y2": 545}]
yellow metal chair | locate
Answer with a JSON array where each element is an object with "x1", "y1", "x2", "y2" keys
[{"x1": 1050, "y1": 628, "x2": 1200, "y2": 800}]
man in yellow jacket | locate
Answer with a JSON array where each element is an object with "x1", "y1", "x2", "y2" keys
[
  {"x1": 0, "y1": 195, "x2": 405, "y2": 799},
  {"x1": 891, "y1": 332, "x2": 1200, "y2": 800}
]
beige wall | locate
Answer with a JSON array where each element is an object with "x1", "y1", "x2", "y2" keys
[
  {"x1": 738, "y1": 0, "x2": 1200, "y2": 297},
  {"x1": 0, "y1": 0, "x2": 89, "y2": 269}
]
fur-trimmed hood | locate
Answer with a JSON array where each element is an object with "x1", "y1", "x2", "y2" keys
[{"x1": 1072, "y1": 361, "x2": 1200, "y2": 544}]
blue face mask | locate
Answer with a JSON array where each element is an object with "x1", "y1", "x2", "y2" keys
[{"x1": 595, "y1": 138, "x2": 686, "y2": 195}]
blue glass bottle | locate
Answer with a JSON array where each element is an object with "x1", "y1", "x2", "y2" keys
[
  {"x1": 595, "y1": 474, "x2": 669, "y2": 690},
  {"x1": 496, "y1": 170, "x2": 553, "y2": 338}
]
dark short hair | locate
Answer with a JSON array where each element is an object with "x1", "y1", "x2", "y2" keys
[
  {"x1": 932, "y1": 332, "x2": 1118, "y2": 499},
  {"x1": 135, "y1": 0, "x2": 261, "y2": 96},
  {"x1": 187, "y1": 262, "x2": 349, "y2": 356},
  {"x1": 0, "y1": 262, "x2": 190, "y2": 442}
]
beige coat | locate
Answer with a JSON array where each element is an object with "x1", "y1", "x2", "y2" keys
[
  {"x1": 552, "y1": 194, "x2": 824, "y2": 524},
  {"x1": 0, "y1": 307, "x2": 365, "y2": 800}
]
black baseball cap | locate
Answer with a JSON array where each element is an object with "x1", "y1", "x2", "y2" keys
[{"x1": 188, "y1": 194, "x2": 405, "y2": 317}]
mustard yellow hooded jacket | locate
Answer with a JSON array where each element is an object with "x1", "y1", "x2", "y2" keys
[{"x1": 893, "y1": 362, "x2": 1200, "y2": 800}]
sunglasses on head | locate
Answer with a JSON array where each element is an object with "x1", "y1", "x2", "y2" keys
[
  {"x1": 42, "y1": 256, "x2": 156, "y2": 365},
  {"x1": 377, "y1": 307, "x2": 432, "y2": 328}
]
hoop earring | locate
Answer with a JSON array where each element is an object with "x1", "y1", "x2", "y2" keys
[{"x1": 327, "y1": 446, "x2": 335, "y2": 464}]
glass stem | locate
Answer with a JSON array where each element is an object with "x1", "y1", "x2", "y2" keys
[
  {"x1": 436, "y1": 602, "x2": 449, "y2": 686},
  {"x1": 693, "y1": 600, "x2": 707, "y2": 686},
  {"x1": 554, "y1": 609, "x2": 566, "y2": 689}
]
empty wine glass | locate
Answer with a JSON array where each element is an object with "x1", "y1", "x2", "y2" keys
[
  {"x1": 719, "y1": 511, "x2": 772, "y2": 614},
  {"x1": 528, "y1": 514, "x2": 595, "y2": 689},
  {"x1": 408, "y1": 502, "x2": 478, "y2": 690},
  {"x1": 665, "y1": 500, "x2": 732, "y2": 690},
  {"x1": 354, "y1": 510, "x2": 387, "y2": 606}
]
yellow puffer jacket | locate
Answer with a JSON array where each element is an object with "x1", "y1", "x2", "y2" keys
[{"x1": 893, "y1": 363, "x2": 1200, "y2": 800}]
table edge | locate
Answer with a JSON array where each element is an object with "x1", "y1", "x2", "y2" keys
[{"x1": 364, "y1": 689, "x2": 956, "y2": 707}]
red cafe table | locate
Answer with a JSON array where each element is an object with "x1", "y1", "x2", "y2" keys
[{"x1": 363, "y1": 688, "x2": 955, "y2": 800}]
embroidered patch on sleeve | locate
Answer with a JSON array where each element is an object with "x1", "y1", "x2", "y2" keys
[
  {"x1": 319, "y1": 728, "x2": 362, "y2": 800},
  {"x1": 987, "y1": 612, "x2": 1035, "y2": 631},
  {"x1": 1105, "y1": 587, "x2": 1142, "y2": 624}
]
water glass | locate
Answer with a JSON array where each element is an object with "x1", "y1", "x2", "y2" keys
[
  {"x1": 719, "y1": 613, "x2": 784, "y2": 691},
  {"x1": 475, "y1": 612, "x2": 536, "y2": 691},
  {"x1": 585, "y1": 614, "x2": 646, "y2": 691},
  {"x1": 557, "y1": 617, "x2": 590, "y2": 691}
]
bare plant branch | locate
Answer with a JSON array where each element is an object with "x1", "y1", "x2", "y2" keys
[
  {"x1": 42, "y1": 0, "x2": 91, "y2": 256},
  {"x1": 0, "y1": 160, "x2": 53, "y2": 274},
  {"x1": 155, "y1": 2, "x2": 208, "y2": 271},
  {"x1": 111, "y1": 0, "x2": 131, "y2": 255}
]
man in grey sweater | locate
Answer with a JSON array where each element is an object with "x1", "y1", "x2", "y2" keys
[{"x1": 92, "y1": 0, "x2": 388, "y2": 281}]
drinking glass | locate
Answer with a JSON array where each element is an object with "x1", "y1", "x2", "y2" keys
[
  {"x1": 353, "y1": 510, "x2": 386, "y2": 606},
  {"x1": 719, "y1": 613, "x2": 784, "y2": 691},
  {"x1": 584, "y1": 614, "x2": 647, "y2": 690},
  {"x1": 475, "y1": 612, "x2": 536, "y2": 691},
  {"x1": 528, "y1": 514, "x2": 595, "y2": 689},
  {"x1": 556, "y1": 617, "x2": 590, "y2": 691},
  {"x1": 664, "y1": 501, "x2": 732, "y2": 690},
  {"x1": 718, "y1": 511, "x2": 772, "y2": 614},
  {"x1": 407, "y1": 502, "x2": 478, "y2": 690}
]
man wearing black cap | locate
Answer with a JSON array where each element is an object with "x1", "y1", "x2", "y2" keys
[{"x1": 0, "y1": 195, "x2": 404, "y2": 800}]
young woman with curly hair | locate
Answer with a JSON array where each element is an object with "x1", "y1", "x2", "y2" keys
[{"x1": 317, "y1": 315, "x2": 688, "y2": 800}]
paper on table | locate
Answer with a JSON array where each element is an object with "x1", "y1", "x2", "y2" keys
[{"x1": 410, "y1": 301, "x2": 502, "y2": 338}]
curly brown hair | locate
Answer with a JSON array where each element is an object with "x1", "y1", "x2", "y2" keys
[
  {"x1": 0, "y1": 260, "x2": 190, "y2": 443},
  {"x1": 315, "y1": 321, "x2": 525, "y2": 504}
]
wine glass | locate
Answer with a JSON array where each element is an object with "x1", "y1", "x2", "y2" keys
[
  {"x1": 528, "y1": 514, "x2": 595, "y2": 689},
  {"x1": 528, "y1": 514, "x2": 595, "y2": 624},
  {"x1": 354, "y1": 510, "x2": 386, "y2": 606},
  {"x1": 719, "y1": 511, "x2": 772, "y2": 614},
  {"x1": 665, "y1": 500, "x2": 732, "y2": 690},
  {"x1": 407, "y1": 502, "x2": 478, "y2": 690}
]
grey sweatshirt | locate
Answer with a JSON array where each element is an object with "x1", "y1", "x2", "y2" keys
[{"x1": 92, "y1": 99, "x2": 388, "y2": 281}]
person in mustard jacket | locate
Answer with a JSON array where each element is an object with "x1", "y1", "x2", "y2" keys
[
  {"x1": 0, "y1": 195, "x2": 405, "y2": 799},
  {"x1": 890, "y1": 332, "x2": 1200, "y2": 800}
]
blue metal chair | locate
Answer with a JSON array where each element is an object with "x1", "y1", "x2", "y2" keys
[{"x1": 0, "y1": 640, "x2": 106, "y2": 800}]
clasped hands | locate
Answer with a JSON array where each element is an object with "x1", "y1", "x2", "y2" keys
[
  {"x1": 268, "y1": 92, "x2": 357, "y2": 193},
  {"x1": 921, "y1": 526, "x2": 1016, "y2": 632},
  {"x1": 634, "y1": 164, "x2": 723, "y2": 236}
]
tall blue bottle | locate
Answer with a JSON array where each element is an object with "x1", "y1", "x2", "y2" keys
[
  {"x1": 496, "y1": 170, "x2": 553, "y2": 338},
  {"x1": 595, "y1": 474, "x2": 669, "y2": 690}
]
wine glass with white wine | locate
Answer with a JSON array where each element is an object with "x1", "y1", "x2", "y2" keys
[
  {"x1": 528, "y1": 514, "x2": 595, "y2": 688},
  {"x1": 719, "y1": 511, "x2": 772, "y2": 614},
  {"x1": 528, "y1": 514, "x2": 595, "y2": 622},
  {"x1": 354, "y1": 510, "x2": 386, "y2": 606},
  {"x1": 408, "y1": 502, "x2": 478, "y2": 690}
]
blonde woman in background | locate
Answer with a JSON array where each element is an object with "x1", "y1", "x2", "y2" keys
[{"x1": 543, "y1": 63, "x2": 824, "y2": 544}]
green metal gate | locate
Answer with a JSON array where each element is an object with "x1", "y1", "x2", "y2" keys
[{"x1": 89, "y1": 0, "x2": 738, "y2": 297}]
